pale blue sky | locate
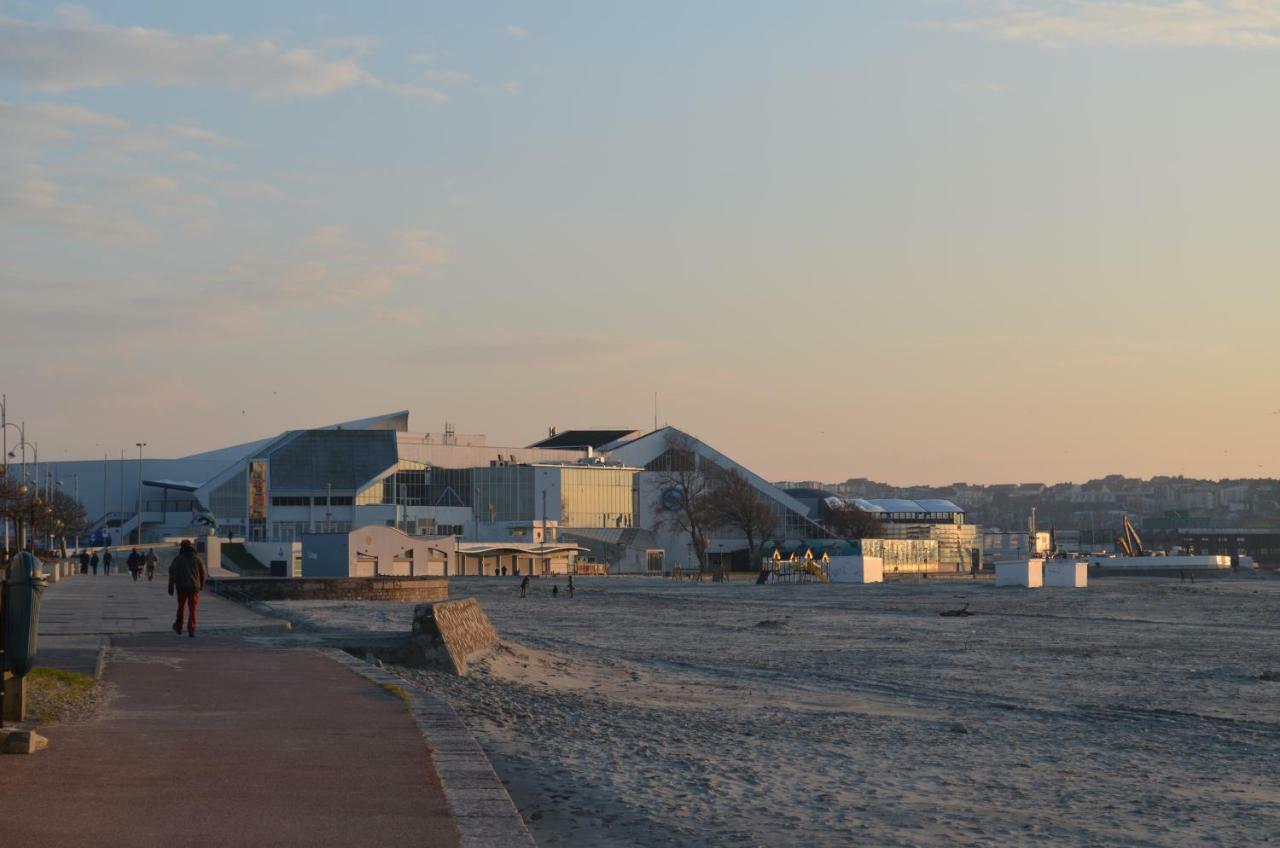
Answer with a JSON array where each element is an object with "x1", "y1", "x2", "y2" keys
[{"x1": 3, "y1": 2, "x2": 1278, "y2": 483}]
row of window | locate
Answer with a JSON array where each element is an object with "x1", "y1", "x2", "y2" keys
[{"x1": 270, "y1": 495, "x2": 354, "y2": 507}]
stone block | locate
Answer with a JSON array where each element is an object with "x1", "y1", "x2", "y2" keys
[
  {"x1": 408, "y1": 598, "x2": 499, "y2": 676},
  {"x1": 1045, "y1": 561, "x2": 1088, "y2": 588},
  {"x1": 995, "y1": 559, "x2": 1044, "y2": 588},
  {"x1": 1, "y1": 729, "x2": 49, "y2": 754}
]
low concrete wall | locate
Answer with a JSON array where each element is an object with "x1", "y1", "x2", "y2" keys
[{"x1": 209, "y1": 576, "x2": 449, "y2": 603}]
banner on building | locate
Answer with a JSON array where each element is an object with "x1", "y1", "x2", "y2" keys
[{"x1": 248, "y1": 460, "x2": 268, "y2": 520}]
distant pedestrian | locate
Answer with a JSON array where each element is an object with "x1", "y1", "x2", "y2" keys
[
  {"x1": 568, "y1": 575, "x2": 575, "y2": 598},
  {"x1": 520, "y1": 575, "x2": 530, "y2": 598},
  {"x1": 102, "y1": 549, "x2": 113, "y2": 576},
  {"x1": 79, "y1": 550, "x2": 90, "y2": 574},
  {"x1": 168, "y1": 539, "x2": 207, "y2": 638},
  {"x1": 128, "y1": 549, "x2": 142, "y2": 581},
  {"x1": 90, "y1": 552, "x2": 99, "y2": 575},
  {"x1": 146, "y1": 549, "x2": 158, "y2": 581},
  {"x1": 552, "y1": 584, "x2": 559, "y2": 598}
]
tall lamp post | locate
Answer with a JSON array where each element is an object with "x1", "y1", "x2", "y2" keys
[
  {"x1": 1, "y1": 397, "x2": 23, "y2": 556},
  {"x1": 135, "y1": 442, "x2": 147, "y2": 546},
  {"x1": 8, "y1": 438, "x2": 37, "y2": 552}
]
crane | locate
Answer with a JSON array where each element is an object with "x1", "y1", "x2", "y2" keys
[{"x1": 1116, "y1": 515, "x2": 1144, "y2": 557}]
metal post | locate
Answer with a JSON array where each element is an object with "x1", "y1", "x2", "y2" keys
[
  {"x1": 135, "y1": 442, "x2": 147, "y2": 545},
  {"x1": 118, "y1": 449, "x2": 125, "y2": 546}
]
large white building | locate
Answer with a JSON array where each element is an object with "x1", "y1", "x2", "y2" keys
[{"x1": 48, "y1": 411, "x2": 831, "y2": 573}]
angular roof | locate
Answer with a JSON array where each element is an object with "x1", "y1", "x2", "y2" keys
[
  {"x1": 529, "y1": 429, "x2": 638, "y2": 450},
  {"x1": 849, "y1": 497, "x2": 964, "y2": 514}
]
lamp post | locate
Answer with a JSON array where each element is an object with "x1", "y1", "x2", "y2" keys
[
  {"x1": 8, "y1": 438, "x2": 36, "y2": 552},
  {"x1": 1, "y1": 398, "x2": 21, "y2": 556},
  {"x1": 135, "y1": 442, "x2": 147, "y2": 546}
]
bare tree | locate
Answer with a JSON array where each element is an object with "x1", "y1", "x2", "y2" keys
[
  {"x1": 707, "y1": 466, "x2": 779, "y2": 579},
  {"x1": 823, "y1": 502, "x2": 884, "y2": 540},
  {"x1": 650, "y1": 431, "x2": 716, "y2": 574}
]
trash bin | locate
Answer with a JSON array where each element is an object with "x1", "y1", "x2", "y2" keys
[{"x1": 4, "y1": 552, "x2": 48, "y2": 678}]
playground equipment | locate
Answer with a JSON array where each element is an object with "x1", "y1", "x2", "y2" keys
[{"x1": 760, "y1": 549, "x2": 829, "y2": 584}]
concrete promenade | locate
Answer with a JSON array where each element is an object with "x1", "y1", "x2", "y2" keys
[{"x1": 1, "y1": 565, "x2": 462, "y2": 848}]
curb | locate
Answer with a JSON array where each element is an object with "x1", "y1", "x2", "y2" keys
[{"x1": 322, "y1": 649, "x2": 536, "y2": 848}]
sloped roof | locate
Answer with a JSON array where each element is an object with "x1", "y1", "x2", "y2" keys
[{"x1": 530, "y1": 429, "x2": 638, "y2": 450}]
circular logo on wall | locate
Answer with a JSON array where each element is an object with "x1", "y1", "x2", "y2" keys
[{"x1": 661, "y1": 486, "x2": 685, "y2": 512}]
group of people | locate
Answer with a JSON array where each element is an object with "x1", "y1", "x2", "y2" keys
[
  {"x1": 71, "y1": 540, "x2": 207, "y2": 636},
  {"x1": 76, "y1": 547, "x2": 158, "y2": 580},
  {"x1": 519, "y1": 574, "x2": 575, "y2": 598}
]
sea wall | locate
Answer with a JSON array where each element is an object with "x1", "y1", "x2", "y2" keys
[{"x1": 210, "y1": 576, "x2": 449, "y2": 603}]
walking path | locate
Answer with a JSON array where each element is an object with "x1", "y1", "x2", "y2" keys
[{"x1": 2, "y1": 565, "x2": 463, "y2": 848}]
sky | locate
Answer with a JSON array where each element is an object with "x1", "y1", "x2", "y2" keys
[{"x1": 2, "y1": 1, "x2": 1279, "y2": 485}]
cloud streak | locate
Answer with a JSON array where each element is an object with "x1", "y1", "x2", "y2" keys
[
  {"x1": 950, "y1": 1, "x2": 1280, "y2": 49},
  {"x1": 0, "y1": 7, "x2": 380, "y2": 97}
]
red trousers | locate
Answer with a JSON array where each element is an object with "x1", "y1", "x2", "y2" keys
[{"x1": 174, "y1": 591, "x2": 200, "y2": 634}]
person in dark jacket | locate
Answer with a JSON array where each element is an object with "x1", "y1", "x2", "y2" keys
[
  {"x1": 90, "y1": 552, "x2": 99, "y2": 575},
  {"x1": 145, "y1": 549, "x2": 158, "y2": 581},
  {"x1": 128, "y1": 549, "x2": 141, "y2": 581},
  {"x1": 520, "y1": 575, "x2": 530, "y2": 598},
  {"x1": 102, "y1": 549, "x2": 113, "y2": 576},
  {"x1": 79, "y1": 550, "x2": 90, "y2": 574},
  {"x1": 168, "y1": 540, "x2": 208, "y2": 637}
]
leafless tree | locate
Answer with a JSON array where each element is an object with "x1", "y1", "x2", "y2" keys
[
  {"x1": 707, "y1": 466, "x2": 779, "y2": 578},
  {"x1": 823, "y1": 502, "x2": 884, "y2": 540},
  {"x1": 650, "y1": 431, "x2": 716, "y2": 575}
]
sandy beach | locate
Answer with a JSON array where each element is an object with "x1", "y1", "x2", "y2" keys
[{"x1": 277, "y1": 575, "x2": 1280, "y2": 847}]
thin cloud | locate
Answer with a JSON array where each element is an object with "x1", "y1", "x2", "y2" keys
[
  {"x1": 0, "y1": 7, "x2": 377, "y2": 97},
  {"x1": 167, "y1": 124, "x2": 236, "y2": 146},
  {"x1": 405, "y1": 333, "x2": 684, "y2": 368},
  {"x1": 949, "y1": 1, "x2": 1280, "y2": 49},
  {"x1": 506, "y1": 24, "x2": 528, "y2": 37}
]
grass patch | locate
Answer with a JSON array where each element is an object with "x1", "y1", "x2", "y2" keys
[
  {"x1": 379, "y1": 682, "x2": 412, "y2": 702},
  {"x1": 26, "y1": 667, "x2": 101, "y2": 724}
]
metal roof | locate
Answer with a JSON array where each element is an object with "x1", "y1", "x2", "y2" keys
[
  {"x1": 849, "y1": 497, "x2": 964, "y2": 515},
  {"x1": 529, "y1": 429, "x2": 638, "y2": 450}
]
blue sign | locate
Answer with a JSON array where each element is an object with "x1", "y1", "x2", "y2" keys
[{"x1": 661, "y1": 486, "x2": 684, "y2": 512}]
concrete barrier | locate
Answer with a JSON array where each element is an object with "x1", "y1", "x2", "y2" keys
[
  {"x1": 406, "y1": 598, "x2": 500, "y2": 676},
  {"x1": 828, "y1": 555, "x2": 884, "y2": 584},
  {"x1": 1045, "y1": 561, "x2": 1087, "y2": 588},
  {"x1": 996, "y1": 559, "x2": 1044, "y2": 588}
]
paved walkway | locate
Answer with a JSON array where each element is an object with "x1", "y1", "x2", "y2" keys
[
  {"x1": 3, "y1": 569, "x2": 462, "y2": 847},
  {"x1": 35, "y1": 561, "x2": 285, "y2": 676}
]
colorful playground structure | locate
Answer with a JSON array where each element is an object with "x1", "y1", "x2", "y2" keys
[{"x1": 760, "y1": 549, "x2": 830, "y2": 584}]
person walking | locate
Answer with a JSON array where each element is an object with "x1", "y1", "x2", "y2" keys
[
  {"x1": 102, "y1": 549, "x2": 113, "y2": 576},
  {"x1": 567, "y1": 575, "x2": 575, "y2": 599},
  {"x1": 520, "y1": 574, "x2": 530, "y2": 598},
  {"x1": 90, "y1": 551, "x2": 99, "y2": 575},
  {"x1": 79, "y1": 550, "x2": 90, "y2": 574},
  {"x1": 128, "y1": 549, "x2": 141, "y2": 581},
  {"x1": 168, "y1": 539, "x2": 207, "y2": 638},
  {"x1": 145, "y1": 548, "x2": 158, "y2": 581}
]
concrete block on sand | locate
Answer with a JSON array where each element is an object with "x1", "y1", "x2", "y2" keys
[
  {"x1": 996, "y1": 559, "x2": 1044, "y2": 588},
  {"x1": 405, "y1": 598, "x2": 500, "y2": 676},
  {"x1": 827, "y1": 555, "x2": 883, "y2": 584},
  {"x1": 1, "y1": 728, "x2": 49, "y2": 754},
  {"x1": 1045, "y1": 561, "x2": 1088, "y2": 588}
]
